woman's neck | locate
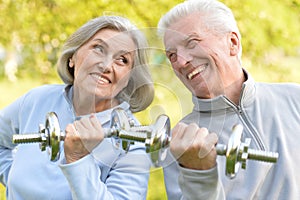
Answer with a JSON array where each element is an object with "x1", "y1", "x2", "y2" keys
[{"x1": 72, "y1": 90, "x2": 119, "y2": 116}]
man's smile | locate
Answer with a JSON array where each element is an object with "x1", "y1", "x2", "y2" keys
[{"x1": 187, "y1": 63, "x2": 208, "y2": 80}]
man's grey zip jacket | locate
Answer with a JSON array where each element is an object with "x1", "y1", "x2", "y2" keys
[{"x1": 162, "y1": 70, "x2": 300, "y2": 200}]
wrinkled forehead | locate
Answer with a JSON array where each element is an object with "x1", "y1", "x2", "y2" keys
[
  {"x1": 92, "y1": 28, "x2": 137, "y2": 52},
  {"x1": 163, "y1": 13, "x2": 205, "y2": 50},
  {"x1": 164, "y1": 29, "x2": 188, "y2": 52}
]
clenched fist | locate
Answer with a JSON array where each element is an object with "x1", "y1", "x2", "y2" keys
[
  {"x1": 170, "y1": 122, "x2": 218, "y2": 170},
  {"x1": 64, "y1": 114, "x2": 104, "y2": 163}
]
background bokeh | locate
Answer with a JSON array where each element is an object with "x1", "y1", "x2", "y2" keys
[{"x1": 1, "y1": 0, "x2": 300, "y2": 199}]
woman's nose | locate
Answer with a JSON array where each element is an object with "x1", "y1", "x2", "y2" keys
[{"x1": 98, "y1": 59, "x2": 113, "y2": 73}]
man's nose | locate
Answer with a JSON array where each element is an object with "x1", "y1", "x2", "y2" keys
[{"x1": 176, "y1": 50, "x2": 192, "y2": 67}]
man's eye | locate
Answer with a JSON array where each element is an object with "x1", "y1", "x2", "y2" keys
[
  {"x1": 186, "y1": 39, "x2": 198, "y2": 49},
  {"x1": 168, "y1": 53, "x2": 177, "y2": 63}
]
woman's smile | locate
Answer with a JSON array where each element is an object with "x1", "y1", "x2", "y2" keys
[{"x1": 90, "y1": 73, "x2": 111, "y2": 85}]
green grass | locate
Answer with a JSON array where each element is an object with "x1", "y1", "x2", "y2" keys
[
  {"x1": 148, "y1": 167, "x2": 167, "y2": 200},
  {"x1": 0, "y1": 185, "x2": 4, "y2": 200},
  {"x1": 0, "y1": 78, "x2": 167, "y2": 200}
]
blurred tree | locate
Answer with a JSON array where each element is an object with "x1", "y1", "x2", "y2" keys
[
  {"x1": 0, "y1": 0, "x2": 182, "y2": 81},
  {"x1": 224, "y1": 0, "x2": 300, "y2": 82},
  {"x1": 0, "y1": 0, "x2": 300, "y2": 83}
]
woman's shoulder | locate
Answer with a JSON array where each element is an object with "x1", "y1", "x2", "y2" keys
[
  {"x1": 27, "y1": 84, "x2": 66, "y2": 94},
  {"x1": 20, "y1": 84, "x2": 67, "y2": 104}
]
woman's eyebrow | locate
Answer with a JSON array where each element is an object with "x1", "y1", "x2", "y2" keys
[
  {"x1": 118, "y1": 50, "x2": 132, "y2": 55},
  {"x1": 92, "y1": 38, "x2": 108, "y2": 47},
  {"x1": 114, "y1": 50, "x2": 134, "y2": 59}
]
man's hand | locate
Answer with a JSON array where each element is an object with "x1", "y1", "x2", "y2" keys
[{"x1": 170, "y1": 122, "x2": 218, "y2": 170}]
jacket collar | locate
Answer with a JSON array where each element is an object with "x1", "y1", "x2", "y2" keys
[
  {"x1": 63, "y1": 85, "x2": 130, "y2": 125},
  {"x1": 192, "y1": 69, "x2": 256, "y2": 112}
]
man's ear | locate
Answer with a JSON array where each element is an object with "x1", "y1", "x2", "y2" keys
[{"x1": 228, "y1": 32, "x2": 240, "y2": 56}]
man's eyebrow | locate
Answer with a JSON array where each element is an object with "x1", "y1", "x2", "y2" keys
[
  {"x1": 165, "y1": 47, "x2": 175, "y2": 52},
  {"x1": 184, "y1": 33, "x2": 199, "y2": 43},
  {"x1": 165, "y1": 32, "x2": 200, "y2": 52}
]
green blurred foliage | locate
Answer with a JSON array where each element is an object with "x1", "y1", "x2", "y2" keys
[
  {"x1": 0, "y1": 0, "x2": 182, "y2": 80},
  {"x1": 224, "y1": 0, "x2": 300, "y2": 82},
  {"x1": 1, "y1": 0, "x2": 300, "y2": 91},
  {"x1": 1, "y1": 0, "x2": 300, "y2": 83}
]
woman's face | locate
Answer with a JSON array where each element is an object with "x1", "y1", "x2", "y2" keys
[{"x1": 69, "y1": 29, "x2": 136, "y2": 107}]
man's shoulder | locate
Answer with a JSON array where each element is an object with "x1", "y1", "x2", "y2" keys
[{"x1": 256, "y1": 82, "x2": 300, "y2": 95}]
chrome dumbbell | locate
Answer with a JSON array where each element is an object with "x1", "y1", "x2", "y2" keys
[
  {"x1": 12, "y1": 108, "x2": 170, "y2": 162},
  {"x1": 215, "y1": 125, "x2": 278, "y2": 178},
  {"x1": 149, "y1": 123, "x2": 279, "y2": 178}
]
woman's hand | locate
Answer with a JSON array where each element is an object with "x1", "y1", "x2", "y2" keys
[{"x1": 64, "y1": 114, "x2": 104, "y2": 163}]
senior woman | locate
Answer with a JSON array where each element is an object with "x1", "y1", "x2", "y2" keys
[{"x1": 0, "y1": 15, "x2": 154, "y2": 199}]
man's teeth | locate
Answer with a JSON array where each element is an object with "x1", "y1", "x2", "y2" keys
[{"x1": 187, "y1": 64, "x2": 208, "y2": 80}]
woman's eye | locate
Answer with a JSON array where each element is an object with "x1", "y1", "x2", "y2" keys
[
  {"x1": 116, "y1": 56, "x2": 128, "y2": 65},
  {"x1": 94, "y1": 45, "x2": 104, "y2": 53}
]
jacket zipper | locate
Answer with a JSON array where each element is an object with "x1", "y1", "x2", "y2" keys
[{"x1": 223, "y1": 97, "x2": 266, "y2": 151}]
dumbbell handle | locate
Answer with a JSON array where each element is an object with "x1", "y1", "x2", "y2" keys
[
  {"x1": 13, "y1": 133, "x2": 51, "y2": 143},
  {"x1": 216, "y1": 144, "x2": 279, "y2": 163},
  {"x1": 11, "y1": 128, "x2": 118, "y2": 143},
  {"x1": 12, "y1": 127, "x2": 150, "y2": 144}
]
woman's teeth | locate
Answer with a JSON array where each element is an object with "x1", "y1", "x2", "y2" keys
[
  {"x1": 92, "y1": 74, "x2": 110, "y2": 83},
  {"x1": 98, "y1": 77, "x2": 109, "y2": 84}
]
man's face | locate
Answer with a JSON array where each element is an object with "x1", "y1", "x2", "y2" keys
[{"x1": 164, "y1": 12, "x2": 238, "y2": 99}]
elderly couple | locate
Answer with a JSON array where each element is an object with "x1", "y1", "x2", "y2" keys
[{"x1": 1, "y1": 0, "x2": 300, "y2": 199}]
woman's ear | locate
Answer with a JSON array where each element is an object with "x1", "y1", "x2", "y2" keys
[
  {"x1": 69, "y1": 57, "x2": 75, "y2": 68},
  {"x1": 229, "y1": 32, "x2": 240, "y2": 56}
]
